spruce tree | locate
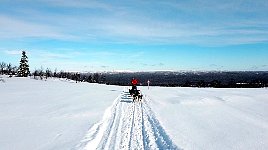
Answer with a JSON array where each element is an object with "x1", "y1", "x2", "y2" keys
[{"x1": 18, "y1": 51, "x2": 30, "y2": 77}]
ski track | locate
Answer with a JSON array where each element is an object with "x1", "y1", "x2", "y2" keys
[{"x1": 76, "y1": 89, "x2": 180, "y2": 150}]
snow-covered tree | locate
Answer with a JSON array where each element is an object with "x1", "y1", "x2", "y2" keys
[
  {"x1": 7, "y1": 63, "x2": 12, "y2": 75},
  {"x1": 11, "y1": 66, "x2": 18, "y2": 75},
  {"x1": 18, "y1": 51, "x2": 30, "y2": 77},
  {"x1": 0, "y1": 62, "x2": 6, "y2": 75},
  {"x1": 45, "y1": 68, "x2": 52, "y2": 79}
]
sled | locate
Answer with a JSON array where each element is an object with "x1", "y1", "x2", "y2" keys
[{"x1": 129, "y1": 89, "x2": 143, "y2": 102}]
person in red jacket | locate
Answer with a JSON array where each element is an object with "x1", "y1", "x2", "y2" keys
[{"x1": 131, "y1": 78, "x2": 138, "y2": 90}]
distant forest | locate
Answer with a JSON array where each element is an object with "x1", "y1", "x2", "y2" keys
[
  {"x1": 35, "y1": 70, "x2": 268, "y2": 88},
  {"x1": 101, "y1": 71, "x2": 268, "y2": 88},
  {"x1": 1, "y1": 60, "x2": 268, "y2": 88}
]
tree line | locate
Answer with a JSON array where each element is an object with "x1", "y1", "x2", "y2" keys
[
  {"x1": 1, "y1": 50, "x2": 29, "y2": 77},
  {"x1": 1, "y1": 50, "x2": 268, "y2": 88},
  {"x1": 101, "y1": 71, "x2": 268, "y2": 88},
  {"x1": 0, "y1": 62, "x2": 18, "y2": 76},
  {"x1": 0, "y1": 51, "x2": 105, "y2": 83},
  {"x1": 31, "y1": 67, "x2": 105, "y2": 83}
]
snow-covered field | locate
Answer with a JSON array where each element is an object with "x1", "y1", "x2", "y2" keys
[
  {"x1": 142, "y1": 87, "x2": 268, "y2": 150},
  {"x1": 0, "y1": 76, "x2": 268, "y2": 150}
]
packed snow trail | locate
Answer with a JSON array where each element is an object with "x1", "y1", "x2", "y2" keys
[{"x1": 76, "y1": 90, "x2": 180, "y2": 150}]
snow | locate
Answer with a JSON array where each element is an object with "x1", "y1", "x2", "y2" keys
[
  {"x1": 0, "y1": 76, "x2": 268, "y2": 150},
  {"x1": 140, "y1": 87, "x2": 268, "y2": 150},
  {"x1": 76, "y1": 90, "x2": 179, "y2": 150},
  {"x1": 0, "y1": 76, "x2": 122, "y2": 150}
]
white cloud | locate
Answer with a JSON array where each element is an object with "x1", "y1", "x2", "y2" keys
[
  {"x1": 42, "y1": 0, "x2": 115, "y2": 11},
  {"x1": 0, "y1": 15, "x2": 76, "y2": 40},
  {"x1": 28, "y1": 50, "x2": 83, "y2": 60},
  {"x1": 91, "y1": 17, "x2": 268, "y2": 45},
  {"x1": 4, "y1": 50, "x2": 22, "y2": 55}
]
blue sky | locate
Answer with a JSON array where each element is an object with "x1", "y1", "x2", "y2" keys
[{"x1": 0, "y1": 0, "x2": 268, "y2": 72}]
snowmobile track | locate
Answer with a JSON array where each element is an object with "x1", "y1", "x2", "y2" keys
[{"x1": 76, "y1": 89, "x2": 180, "y2": 150}]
